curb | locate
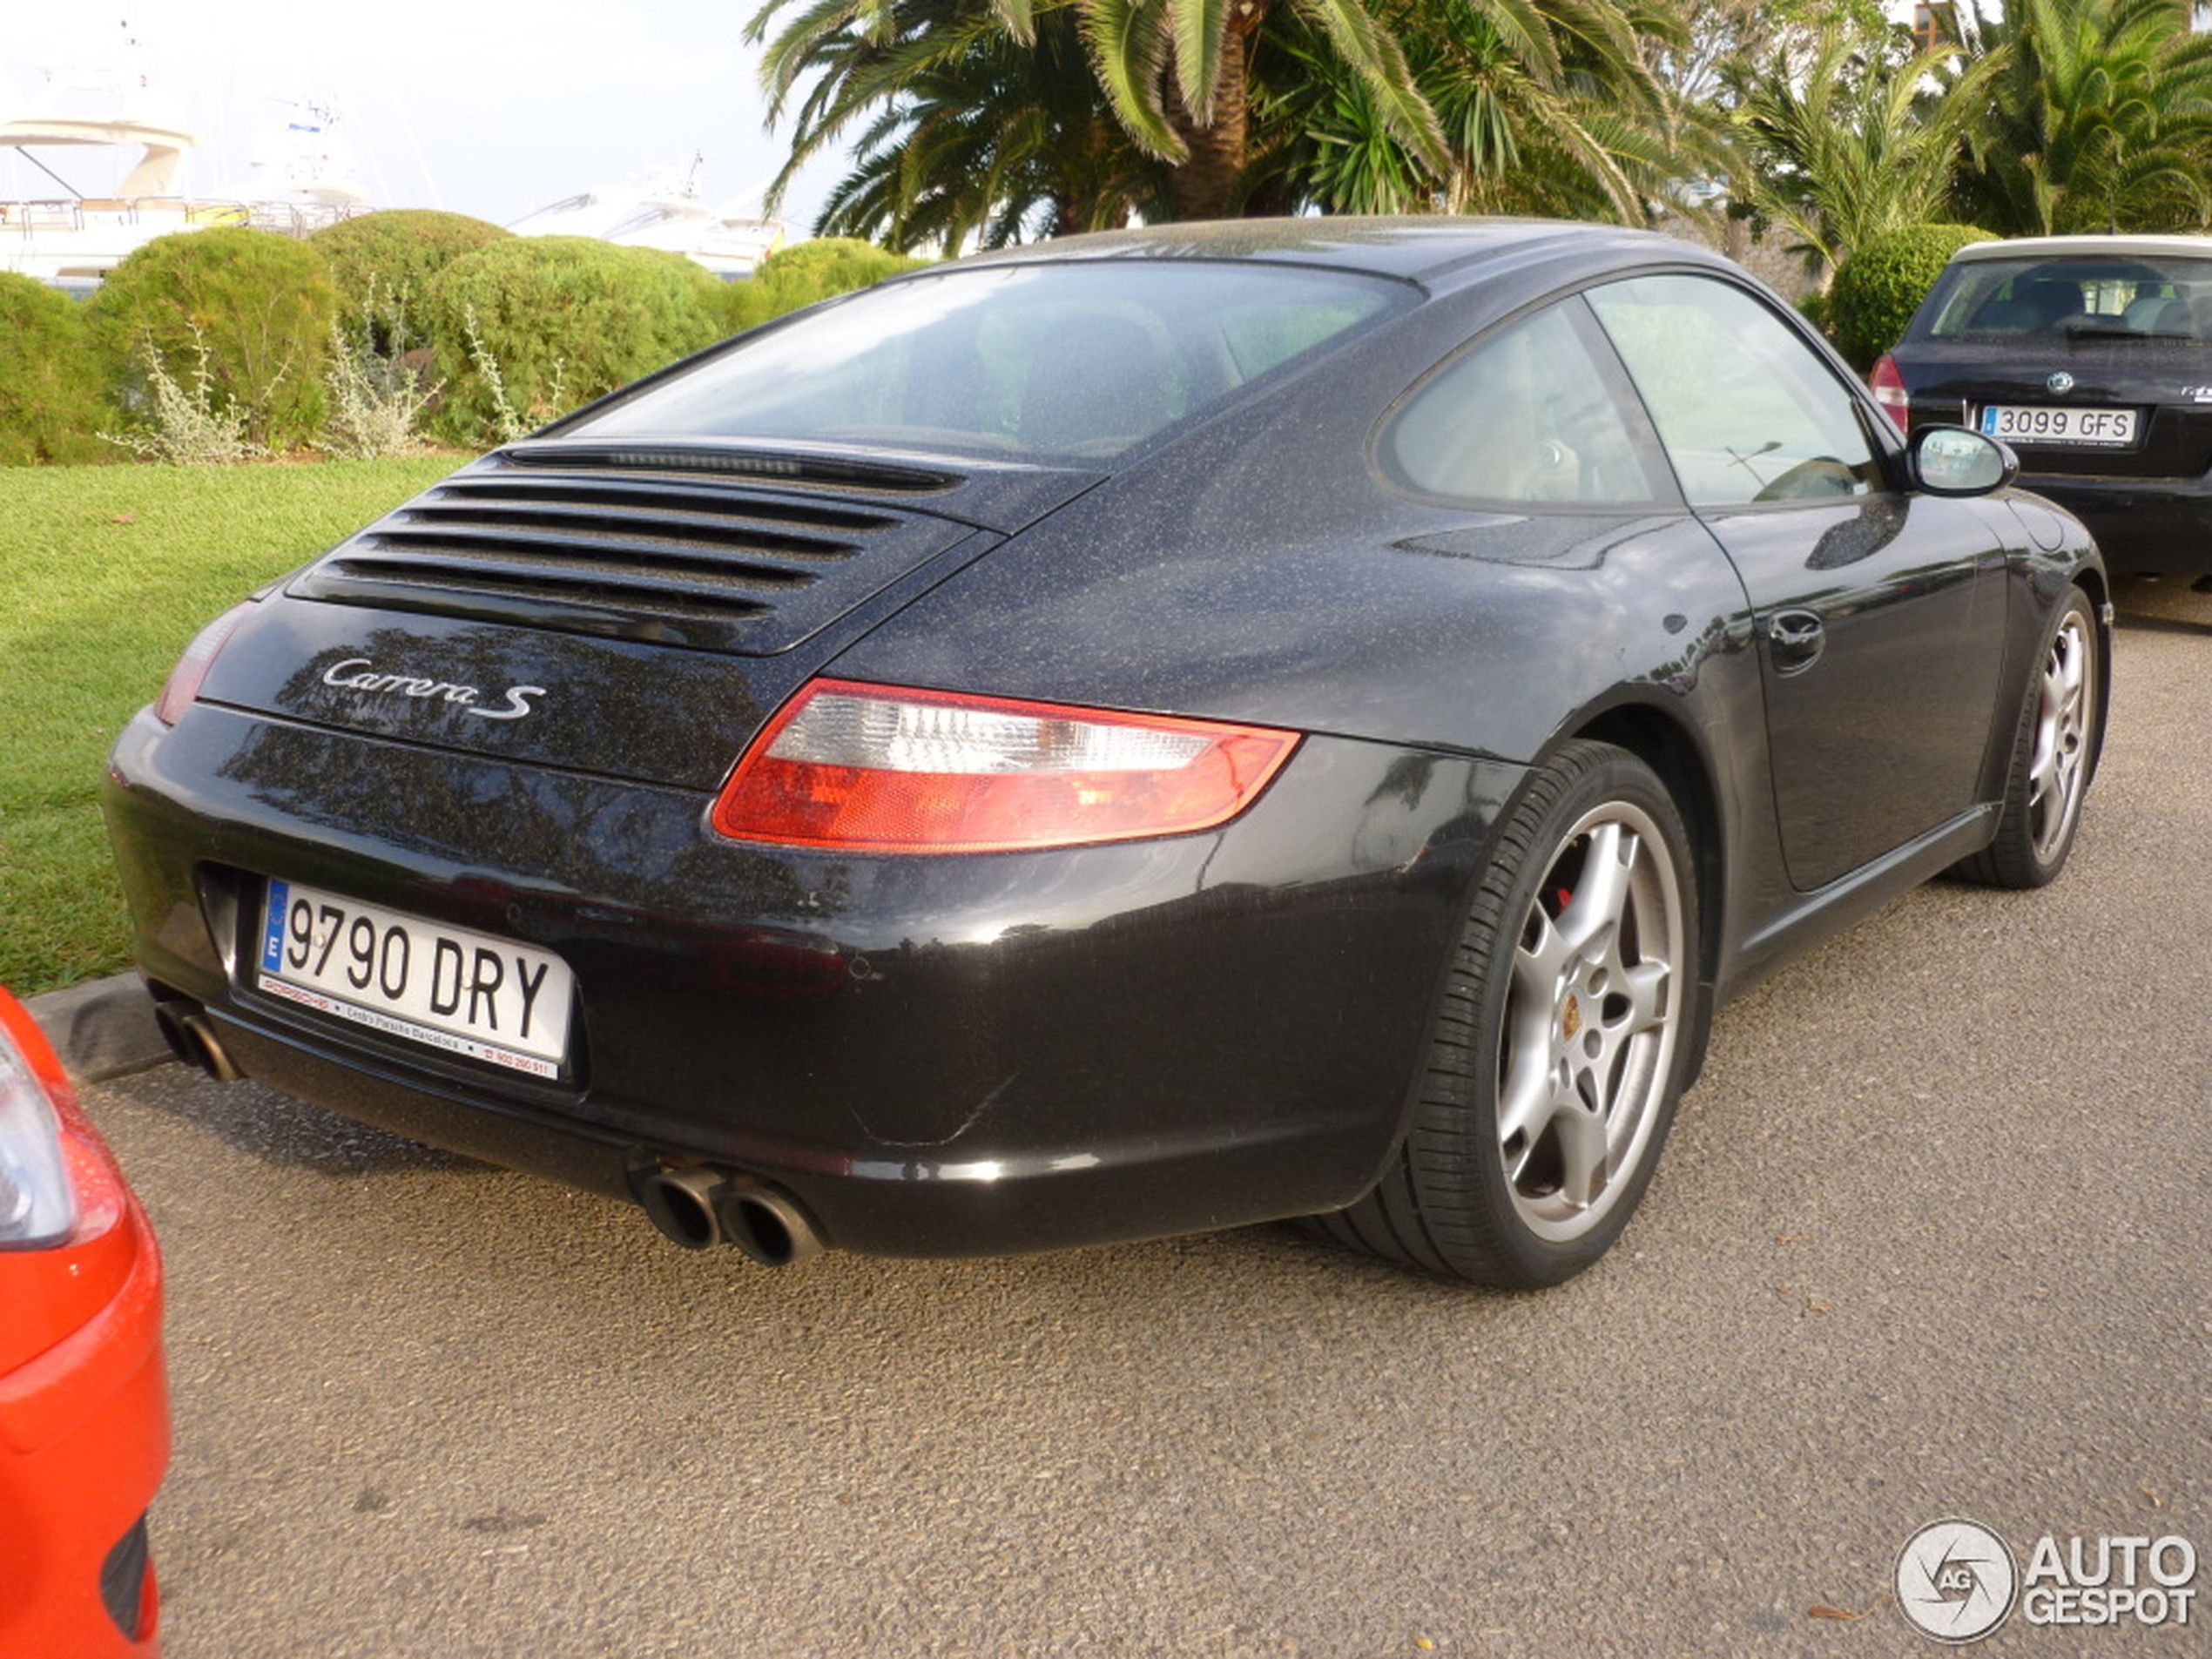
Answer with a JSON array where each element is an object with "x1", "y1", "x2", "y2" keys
[{"x1": 25, "y1": 974, "x2": 173, "y2": 1084}]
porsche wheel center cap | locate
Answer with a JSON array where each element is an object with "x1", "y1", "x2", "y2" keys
[{"x1": 1561, "y1": 995, "x2": 1583, "y2": 1042}]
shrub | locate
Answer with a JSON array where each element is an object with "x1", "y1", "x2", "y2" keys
[
  {"x1": 718, "y1": 237, "x2": 931, "y2": 334},
  {"x1": 758, "y1": 236, "x2": 929, "y2": 295},
  {"x1": 100, "y1": 325, "x2": 266, "y2": 464},
  {"x1": 456, "y1": 301, "x2": 563, "y2": 446},
  {"x1": 320, "y1": 277, "x2": 442, "y2": 459},
  {"x1": 1828, "y1": 223, "x2": 1996, "y2": 370},
  {"x1": 422, "y1": 236, "x2": 727, "y2": 444},
  {"x1": 311, "y1": 210, "x2": 511, "y2": 320},
  {"x1": 0, "y1": 273, "x2": 108, "y2": 464},
  {"x1": 86, "y1": 227, "x2": 341, "y2": 447}
]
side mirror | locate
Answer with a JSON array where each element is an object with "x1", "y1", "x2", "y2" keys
[{"x1": 1911, "y1": 425, "x2": 2019, "y2": 497}]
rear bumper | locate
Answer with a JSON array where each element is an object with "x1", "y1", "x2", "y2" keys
[
  {"x1": 2012, "y1": 471, "x2": 2212, "y2": 574},
  {"x1": 186, "y1": 1015, "x2": 1390, "y2": 1256},
  {"x1": 105, "y1": 702, "x2": 1517, "y2": 1258}
]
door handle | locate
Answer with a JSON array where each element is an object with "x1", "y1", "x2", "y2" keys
[{"x1": 1767, "y1": 609, "x2": 1826, "y2": 675}]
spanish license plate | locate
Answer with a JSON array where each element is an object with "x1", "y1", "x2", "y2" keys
[
  {"x1": 1979, "y1": 404, "x2": 2139, "y2": 447},
  {"x1": 257, "y1": 879, "x2": 573, "y2": 1078}
]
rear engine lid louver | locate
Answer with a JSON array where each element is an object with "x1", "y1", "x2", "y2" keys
[{"x1": 287, "y1": 447, "x2": 985, "y2": 655}]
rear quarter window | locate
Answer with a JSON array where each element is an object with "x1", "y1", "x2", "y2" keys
[{"x1": 1379, "y1": 300, "x2": 1670, "y2": 506}]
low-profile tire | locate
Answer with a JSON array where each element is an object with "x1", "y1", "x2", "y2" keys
[
  {"x1": 1952, "y1": 584, "x2": 2100, "y2": 889},
  {"x1": 1306, "y1": 740, "x2": 1701, "y2": 1288}
]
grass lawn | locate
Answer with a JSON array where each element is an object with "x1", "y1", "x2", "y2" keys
[{"x1": 2, "y1": 455, "x2": 462, "y2": 994}]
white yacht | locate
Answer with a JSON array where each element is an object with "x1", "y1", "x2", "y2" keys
[
  {"x1": 1, "y1": 53, "x2": 364, "y2": 290},
  {"x1": 509, "y1": 162, "x2": 786, "y2": 280}
]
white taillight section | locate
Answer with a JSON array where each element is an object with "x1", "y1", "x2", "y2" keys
[
  {"x1": 155, "y1": 602, "x2": 253, "y2": 725},
  {"x1": 1870, "y1": 354, "x2": 1910, "y2": 433},
  {"x1": 713, "y1": 680, "x2": 1299, "y2": 853},
  {"x1": 0, "y1": 1022, "x2": 75, "y2": 1251}
]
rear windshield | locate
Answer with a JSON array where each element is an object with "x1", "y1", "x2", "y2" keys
[
  {"x1": 1913, "y1": 254, "x2": 2212, "y2": 343},
  {"x1": 569, "y1": 260, "x2": 1411, "y2": 463}
]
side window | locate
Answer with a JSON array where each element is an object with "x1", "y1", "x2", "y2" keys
[
  {"x1": 1380, "y1": 300, "x2": 1670, "y2": 507},
  {"x1": 1587, "y1": 274, "x2": 1884, "y2": 507}
]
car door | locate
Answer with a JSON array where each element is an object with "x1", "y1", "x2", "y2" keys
[{"x1": 1585, "y1": 273, "x2": 2010, "y2": 892}]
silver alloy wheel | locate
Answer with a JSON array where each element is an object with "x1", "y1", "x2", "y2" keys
[
  {"x1": 2027, "y1": 607, "x2": 2094, "y2": 862},
  {"x1": 1497, "y1": 800, "x2": 1685, "y2": 1242}
]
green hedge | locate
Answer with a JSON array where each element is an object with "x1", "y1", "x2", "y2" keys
[
  {"x1": 0, "y1": 274, "x2": 108, "y2": 463},
  {"x1": 311, "y1": 209, "x2": 511, "y2": 316},
  {"x1": 423, "y1": 236, "x2": 731, "y2": 442},
  {"x1": 718, "y1": 236, "x2": 931, "y2": 333},
  {"x1": 3, "y1": 226, "x2": 927, "y2": 462},
  {"x1": 1829, "y1": 224, "x2": 1996, "y2": 370},
  {"x1": 85, "y1": 227, "x2": 341, "y2": 447}
]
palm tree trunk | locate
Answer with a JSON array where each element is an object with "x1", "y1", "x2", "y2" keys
[{"x1": 1163, "y1": 3, "x2": 1266, "y2": 219}]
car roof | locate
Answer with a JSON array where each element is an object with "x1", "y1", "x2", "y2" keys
[
  {"x1": 941, "y1": 215, "x2": 1729, "y2": 287},
  {"x1": 1948, "y1": 233, "x2": 2212, "y2": 263}
]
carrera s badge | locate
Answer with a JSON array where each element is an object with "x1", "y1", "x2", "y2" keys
[{"x1": 321, "y1": 658, "x2": 546, "y2": 721}]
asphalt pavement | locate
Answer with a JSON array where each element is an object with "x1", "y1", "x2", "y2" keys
[{"x1": 40, "y1": 575, "x2": 2212, "y2": 1657}]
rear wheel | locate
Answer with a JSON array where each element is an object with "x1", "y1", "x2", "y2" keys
[
  {"x1": 1308, "y1": 741, "x2": 1699, "y2": 1287},
  {"x1": 1953, "y1": 585, "x2": 2099, "y2": 888}
]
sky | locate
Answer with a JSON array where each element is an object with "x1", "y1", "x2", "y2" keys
[{"x1": 1, "y1": 2, "x2": 851, "y2": 235}]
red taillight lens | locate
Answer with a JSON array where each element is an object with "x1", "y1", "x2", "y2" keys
[
  {"x1": 154, "y1": 603, "x2": 252, "y2": 725},
  {"x1": 712, "y1": 680, "x2": 1299, "y2": 853},
  {"x1": 1870, "y1": 354, "x2": 1909, "y2": 432}
]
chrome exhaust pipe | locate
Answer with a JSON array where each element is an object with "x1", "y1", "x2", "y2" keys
[
  {"x1": 153, "y1": 1001, "x2": 243, "y2": 1082},
  {"x1": 636, "y1": 1167, "x2": 727, "y2": 1251},
  {"x1": 714, "y1": 1178, "x2": 824, "y2": 1268},
  {"x1": 152, "y1": 1001, "x2": 194, "y2": 1067},
  {"x1": 179, "y1": 1012, "x2": 243, "y2": 1082},
  {"x1": 633, "y1": 1164, "x2": 824, "y2": 1265}
]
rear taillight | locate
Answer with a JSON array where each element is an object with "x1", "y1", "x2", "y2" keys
[
  {"x1": 1870, "y1": 354, "x2": 1909, "y2": 432},
  {"x1": 154, "y1": 603, "x2": 253, "y2": 725},
  {"x1": 712, "y1": 680, "x2": 1298, "y2": 853}
]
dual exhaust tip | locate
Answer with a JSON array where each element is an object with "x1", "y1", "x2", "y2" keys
[
  {"x1": 153, "y1": 996, "x2": 819, "y2": 1269},
  {"x1": 635, "y1": 1166, "x2": 824, "y2": 1268},
  {"x1": 153, "y1": 999, "x2": 242, "y2": 1082}
]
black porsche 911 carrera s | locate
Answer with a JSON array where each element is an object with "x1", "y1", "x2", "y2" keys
[{"x1": 103, "y1": 219, "x2": 2107, "y2": 1286}]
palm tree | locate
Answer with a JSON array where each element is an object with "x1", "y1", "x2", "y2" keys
[
  {"x1": 752, "y1": 0, "x2": 1448, "y2": 223},
  {"x1": 1954, "y1": 0, "x2": 2212, "y2": 235},
  {"x1": 1247, "y1": 0, "x2": 1689, "y2": 219},
  {"x1": 761, "y1": 0, "x2": 1162, "y2": 246},
  {"x1": 1726, "y1": 24, "x2": 1994, "y2": 282},
  {"x1": 750, "y1": 0, "x2": 1692, "y2": 226}
]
